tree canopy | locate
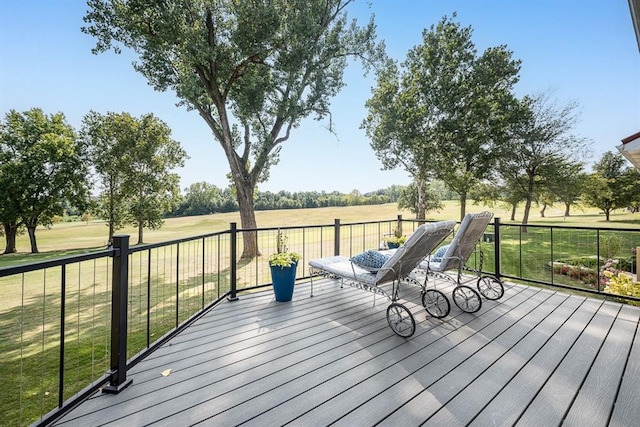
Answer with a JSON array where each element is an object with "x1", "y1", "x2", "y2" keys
[
  {"x1": 83, "y1": 0, "x2": 384, "y2": 258},
  {"x1": 496, "y1": 92, "x2": 590, "y2": 227},
  {"x1": 362, "y1": 14, "x2": 521, "y2": 220},
  {"x1": 81, "y1": 111, "x2": 187, "y2": 244},
  {"x1": 582, "y1": 151, "x2": 640, "y2": 221},
  {"x1": 0, "y1": 108, "x2": 90, "y2": 253}
]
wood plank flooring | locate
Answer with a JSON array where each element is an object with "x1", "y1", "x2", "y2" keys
[{"x1": 53, "y1": 275, "x2": 640, "y2": 427}]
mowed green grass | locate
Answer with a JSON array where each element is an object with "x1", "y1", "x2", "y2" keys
[
  {"x1": 1, "y1": 201, "x2": 639, "y2": 425},
  {"x1": 2, "y1": 201, "x2": 638, "y2": 268}
]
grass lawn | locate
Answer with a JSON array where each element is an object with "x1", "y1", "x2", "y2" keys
[
  {"x1": 2, "y1": 201, "x2": 638, "y2": 268},
  {"x1": 1, "y1": 201, "x2": 639, "y2": 426}
]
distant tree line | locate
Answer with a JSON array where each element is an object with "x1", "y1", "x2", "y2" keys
[{"x1": 169, "y1": 185, "x2": 414, "y2": 216}]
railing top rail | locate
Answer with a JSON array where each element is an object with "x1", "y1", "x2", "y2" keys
[
  {"x1": 128, "y1": 230, "x2": 229, "y2": 253},
  {"x1": 498, "y1": 222, "x2": 640, "y2": 233},
  {"x1": 236, "y1": 219, "x2": 400, "y2": 233},
  {"x1": 0, "y1": 248, "x2": 115, "y2": 277}
]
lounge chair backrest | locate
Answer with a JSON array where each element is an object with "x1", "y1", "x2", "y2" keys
[
  {"x1": 376, "y1": 220, "x2": 456, "y2": 283},
  {"x1": 435, "y1": 211, "x2": 493, "y2": 272}
]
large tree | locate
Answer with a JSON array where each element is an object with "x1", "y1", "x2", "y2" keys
[
  {"x1": 0, "y1": 158, "x2": 23, "y2": 254},
  {"x1": 545, "y1": 161, "x2": 587, "y2": 217},
  {"x1": 497, "y1": 93, "x2": 590, "y2": 227},
  {"x1": 82, "y1": 111, "x2": 186, "y2": 244},
  {"x1": 397, "y1": 180, "x2": 443, "y2": 219},
  {"x1": 0, "y1": 109, "x2": 90, "y2": 253},
  {"x1": 126, "y1": 114, "x2": 187, "y2": 244},
  {"x1": 83, "y1": 0, "x2": 382, "y2": 258},
  {"x1": 582, "y1": 151, "x2": 639, "y2": 221},
  {"x1": 363, "y1": 15, "x2": 520, "y2": 221}
]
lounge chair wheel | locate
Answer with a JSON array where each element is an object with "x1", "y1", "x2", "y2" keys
[
  {"x1": 452, "y1": 285, "x2": 482, "y2": 313},
  {"x1": 477, "y1": 276, "x2": 504, "y2": 300},
  {"x1": 422, "y1": 289, "x2": 450, "y2": 318},
  {"x1": 386, "y1": 303, "x2": 416, "y2": 338}
]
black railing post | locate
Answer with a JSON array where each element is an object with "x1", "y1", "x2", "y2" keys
[
  {"x1": 228, "y1": 223, "x2": 239, "y2": 301},
  {"x1": 202, "y1": 237, "x2": 206, "y2": 309},
  {"x1": 596, "y1": 229, "x2": 601, "y2": 292},
  {"x1": 175, "y1": 242, "x2": 180, "y2": 328},
  {"x1": 58, "y1": 265, "x2": 66, "y2": 407},
  {"x1": 494, "y1": 217, "x2": 502, "y2": 279},
  {"x1": 104, "y1": 235, "x2": 133, "y2": 394},
  {"x1": 334, "y1": 219, "x2": 340, "y2": 256}
]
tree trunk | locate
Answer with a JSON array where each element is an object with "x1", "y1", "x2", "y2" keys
[
  {"x1": 236, "y1": 180, "x2": 259, "y2": 259},
  {"x1": 564, "y1": 202, "x2": 571, "y2": 217},
  {"x1": 510, "y1": 205, "x2": 516, "y2": 221},
  {"x1": 3, "y1": 222, "x2": 18, "y2": 254},
  {"x1": 522, "y1": 172, "x2": 535, "y2": 233},
  {"x1": 108, "y1": 183, "x2": 115, "y2": 245},
  {"x1": 416, "y1": 177, "x2": 425, "y2": 220},
  {"x1": 605, "y1": 209, "x2": 611, "y2": 221},
  {"x1": 540, "y1": 202, "x2": 547, "y2": 218},
  {"x1": 108, "y1": 213, "x2": 115, "y2": 245},
  {"x1": 522, "y1": 196, "x2": 532, "y2": 233},
  {"x1": 137, "y1": 220, "x2": 144, "y2": 245},
  {"x1": 459, "y1": 192, "x2": 467, "y2": 222},
  {"x1": 27, "y1": 225, "x2": 39, "y2": 253}
]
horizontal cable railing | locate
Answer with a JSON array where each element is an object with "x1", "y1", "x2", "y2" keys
[{"x1": 1, "y1": 216, "x2": 639, "y2": 426}]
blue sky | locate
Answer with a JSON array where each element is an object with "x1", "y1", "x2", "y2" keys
[{"x1": 1, "y1": 0, "x2": 639, "y2": 194}]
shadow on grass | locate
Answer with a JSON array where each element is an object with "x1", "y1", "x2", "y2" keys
[
  {"x1": 0, "y1": 246, "x2": 108, "y2": 269},
  {"x1": 0, "y1": 266, "x2": 232, "y2": 426}
]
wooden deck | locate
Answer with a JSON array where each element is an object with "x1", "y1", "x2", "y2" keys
[{"x1": 53, "y1": 275, "x2": 640, "y2": 426}]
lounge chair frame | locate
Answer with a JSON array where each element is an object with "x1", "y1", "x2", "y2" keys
[
  {"x1": 309, "y1": 221, "x2": 456, "y2": 338},
  {"x1": 420, "y1": 211, "x2": 505, "y2": 313}
]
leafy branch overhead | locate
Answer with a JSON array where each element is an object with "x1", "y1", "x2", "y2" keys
[{"x1": 83, "y1": 0, "x2": 384, "y2": 258}]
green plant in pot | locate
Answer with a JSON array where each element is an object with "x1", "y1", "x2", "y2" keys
[
  {"x1": 268, "y1": 230, "x2": 301, "y2": 302},
  {"x1": 384, "y1": 225, "x2": 407, "y2": 249}
]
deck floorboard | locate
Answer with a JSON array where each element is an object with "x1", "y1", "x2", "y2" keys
[{"x1": 53, "y1": 277, "x2": 640, "y2": 427}]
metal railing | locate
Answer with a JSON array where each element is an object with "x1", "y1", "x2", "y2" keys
[{"x1": 1, "y1": 216, "x2": 638, "y2": 426}]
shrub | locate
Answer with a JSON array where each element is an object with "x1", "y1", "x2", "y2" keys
[
  {"x1": 604, "y1": 272, "x2": 640, "y2": 305},
  {"x1": 618, "y1": 256, "x2": 637, "y2": 273},
  {"x1": 556, "y1": 257, "x2": 600, "y2": 270},
  {"x1": 599, "y1": 234, "x2": 625, "y2": 260}
]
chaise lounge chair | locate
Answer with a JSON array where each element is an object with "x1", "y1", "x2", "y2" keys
[
  {"x1": 406, "y1": 211, "x2": 505, "y2": 313},
  {"x1": 308, "y1": 220, "x2": 456, "y2": 338}
]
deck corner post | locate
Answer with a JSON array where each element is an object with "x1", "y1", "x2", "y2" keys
[
  {"x1": 494, "y1": 217, "x2": 502, "y2": 279},
  {"x1": 104, "y1": 235, "x2": 133, "y2": 394},
  {"x1": 228, "y1": 222, "x2": 239, "y2": 301},
  {"x1": 334, "y1": 218, "x2": 341, "y2": 256}
]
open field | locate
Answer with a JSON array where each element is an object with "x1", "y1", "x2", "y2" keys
[
  {"x1": 2, "y1": 201, "x2": 639, "y2": 425},
  {"x1": 2, "y1": 201, "x2": 639, "y2": 268}
]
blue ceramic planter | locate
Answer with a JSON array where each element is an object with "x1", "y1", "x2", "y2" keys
[{"x1": 270, "y1": 262, "x2": 298, "y2": 302}]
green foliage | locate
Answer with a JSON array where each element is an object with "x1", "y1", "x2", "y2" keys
[
  {"x1": 599, "y1": 233, "x2": 625, "y2": 259},
  {"x1": 555, "y1": 256, "x2": 600, "y2": 270},
  {"x1": 603, "y1": 272, "x2": 640, "y2": 304},
  {"x1": 83, "y1": 0, "x2": 384, "y2": 257},
  {"x1": 0, "y1": 108, "x2": 90, "y2": 253},
  {"x1": 81, "y1": 111, "x2": 187, "y2": 244},
  {"x1": 582, "y1": 152, "x2": 639, "y2": 221},
  {"x1": 384, "y1": 234, "x2": 407, "y2": 246},
  {"x1": 397, "y1": 180, "x2": 443, "y2": 219},
  {"x1": 170, "y1": 185, "x2": 405, "y2": 216},
  {"x1": 496, "y1": 92, "x2": 589, "y2": 226},
  {"x1": 362, "y1": 14, "x2": 521, "y2": 221},
  {"x1": 268, "y1": 229, "x2": 300, "y2": 267}
]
